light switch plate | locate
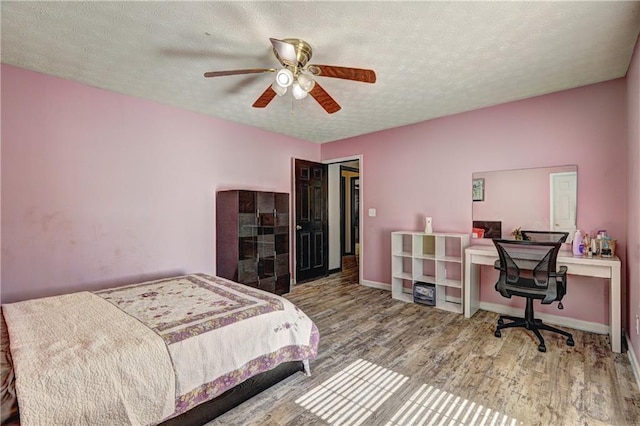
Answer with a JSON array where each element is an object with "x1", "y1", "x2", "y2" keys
[{"x1": 368, "y1": 208, "x2": 376, "y2": 217}]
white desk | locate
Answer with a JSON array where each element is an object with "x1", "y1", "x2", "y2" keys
[{"x1": 464, "y1": 245, "x2": 622, "y2": 353}]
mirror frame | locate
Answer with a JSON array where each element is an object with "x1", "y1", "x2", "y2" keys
[{"x1": 472, "y1": 165, "x2": 577, "y2": 240}]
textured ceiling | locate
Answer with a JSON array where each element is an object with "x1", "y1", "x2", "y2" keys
[{"x1": 2, "y1": 1, "x2": 640, "y2": 144}]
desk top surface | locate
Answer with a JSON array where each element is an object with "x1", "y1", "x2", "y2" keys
[{"x1": 466, "y1": 244, "x2": 621, "y2": 266}]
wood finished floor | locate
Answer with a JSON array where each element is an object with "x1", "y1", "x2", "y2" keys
[{"x1": 211, "y1": 256, "x2": 640, "y2": 425}]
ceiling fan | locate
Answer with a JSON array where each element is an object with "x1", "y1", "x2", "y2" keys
[{"x1": 204, "y1": 38, "x2": 376, "y2": 114}]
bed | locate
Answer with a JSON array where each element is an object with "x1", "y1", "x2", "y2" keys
[{"x1": 0, "y1": 273, "x2": 319, "y2": 425}]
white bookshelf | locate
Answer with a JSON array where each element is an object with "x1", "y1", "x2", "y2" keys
[{"x1": 391, "y1": 231, "x2": 470, "y2": 314}]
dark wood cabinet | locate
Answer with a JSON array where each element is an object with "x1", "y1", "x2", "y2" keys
[{"x1": 216, "y1": 190, "x2": 290, "y2": 295}]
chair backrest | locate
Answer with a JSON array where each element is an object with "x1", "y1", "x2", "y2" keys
[
  {"x1": 493, "y1": 239, "x2": 563, "y2": 288},
  {"x1": 521, "y1": 230, "x2": 569, "y2": 243}
]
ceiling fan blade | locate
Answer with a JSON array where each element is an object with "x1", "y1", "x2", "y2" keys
[
  {"x1": 308, "y1": 65, "x2": 376, "y2": 83},
  {"x1": 309, "y1": 82, "x2": 341, "y2": 114},
  {"x1": 270, "y1": 38, "x2": 298, "y2": 67},
  {"x1": 204, "y1": 68, "x2": 276, "y2": 78},
  {"x1": 252, "y1": 86, "x2": 277, "y2": 108}
]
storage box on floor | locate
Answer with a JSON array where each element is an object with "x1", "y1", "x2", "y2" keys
[{"x1": 413, "y1": 282, "x2": 436, "y2": 306}]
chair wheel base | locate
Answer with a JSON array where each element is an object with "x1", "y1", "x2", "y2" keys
[
  {"x1": 538, "y1": 344, "x2": 546, "y2": 353},
  {"x1": 494, "y1": 330, "x2": 501, "y2": 338},
  {"x1": 567, "y1": 337, "x2": 575, "y2": 346}
]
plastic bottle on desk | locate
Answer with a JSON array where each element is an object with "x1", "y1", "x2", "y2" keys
[{"x1": 572, "y1": 229, "x2": 583, "y2": 257}]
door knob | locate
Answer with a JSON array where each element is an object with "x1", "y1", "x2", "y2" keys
[{"x1": 296, "y1": 225, "x2": 302, "y2": 230}]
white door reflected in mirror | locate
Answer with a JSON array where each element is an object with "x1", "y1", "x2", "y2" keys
[{"x1": 550, "y1": 171, "x2": 577, "y2": 242}]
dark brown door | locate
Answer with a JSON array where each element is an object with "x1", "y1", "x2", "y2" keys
[{"x1": 295, "y1": 159, "x2": 328, "y2": 282}]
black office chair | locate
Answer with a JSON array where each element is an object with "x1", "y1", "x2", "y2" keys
[
  {"x1": 521, "y1": 230, "x2": 569, "y2": 243},
  {"x1": 493, "y1": 239, "x2": 574, "y2": 352}
]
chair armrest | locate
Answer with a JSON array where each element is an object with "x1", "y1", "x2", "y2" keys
[
  {"x1": 550, "y1": 266, "x2": 567, "y2": 283},
  {"x1": 550, "y1": 265, "x2": 567, "y2": 276}
]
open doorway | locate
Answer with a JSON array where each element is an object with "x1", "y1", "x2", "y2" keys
[
  {"x1": 337, "y1": 162, "x2": 359, "y2": 270},
  {"x1": 336, "y1": 161, "x2": 360, "y2": 282},
  {"x1": 293, "y1": 156, "x2": 362, "y2": 285}
]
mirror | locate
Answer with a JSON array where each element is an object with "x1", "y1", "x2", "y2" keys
[{"x1": 472, "y1": 165, "x2": 577, "y2": 240}]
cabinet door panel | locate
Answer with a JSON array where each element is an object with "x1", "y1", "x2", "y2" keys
[
  {"x1": 275, "y1": 192, "x2": 288, "y2": 212},
  {"x1": 257, "y1": 234, "x2": 274, "y2": 258},
  {"x1": 238, "y1": 191, "x2": 256, "y2": 213},
  {"x1": 259, "y1": 214, "x2": 275, "y2": 226},
  {"x1": 244, "y1": 280, "x2": 259, "y2": 289},
  {"x1": 239, "y1": 214, "x2": 257, "y2": 237},
  {"x1": 257, "y1": 192, "x2": 274, "y2": 212},
  {"x1": 275, "y1": 212, "x2": 289, "y2": 227},
  {"x1": 275, "y1": 275, "x2": 290, "y2": 295},
  {"x1": 257, "y1": 257, "x2": 275, "y2": 279},
  {"x1": 239, "y1": 237, "x2": 257, "y2": 259},
  {"x1": 275, "y1": 234, "x2": 288, "y2": 254},
  {"x1": 238, "y1": 259, "x2": 258, "y2": 283},
  {"x1": 276, "y1": 254, "x2": 289, "y2": 276},
  {"x1": 257, "y1": 277, "x2": 276, "y2": 293},
  {"x1": 258, "y1": 226, "x2": 274, "y2": 235}
]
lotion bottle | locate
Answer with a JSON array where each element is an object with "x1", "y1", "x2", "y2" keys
[{"x1": 572, "y1": 229, "x2": 583, "y2": 257}]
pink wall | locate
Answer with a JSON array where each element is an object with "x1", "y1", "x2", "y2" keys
[
  {"x1": 322, "y1": 79, "x2": 628, "y2": 326},
  {"x1": 0, "y1": 65, "x2": 320, "y2": 304},
  {"x1": 0, "y1": 61, "x2": 633, "y2": 333},
  {"x1": 627, "y1": 36, "x2": 640, "y2": 364}
]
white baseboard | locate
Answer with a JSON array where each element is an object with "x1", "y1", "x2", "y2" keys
[
  {"x1": 361, "y1": 280, "x2": 391, "y2": 291},
  {"x1": 359, "y1": 283, "x2": 607, "y2": 335},
  {"x1": 479, "y1": 301, "x2": 609, "y2": 335},
  {"x1": 627, "y1": 333, "x2": 640, "y2": 391}
]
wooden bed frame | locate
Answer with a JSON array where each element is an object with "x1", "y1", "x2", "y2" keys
[{"x1": 159, "y1": 360, "x2": 304, "y2": 425}]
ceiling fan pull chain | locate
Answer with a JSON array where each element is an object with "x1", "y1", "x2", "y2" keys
[{"x1": 291, "y1": 97, "x2": 295, "y2": 116}]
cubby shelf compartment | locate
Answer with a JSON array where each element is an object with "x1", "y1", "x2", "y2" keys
[{"x1": 391, "y1": 231, "x2": 470, "y2": 314}]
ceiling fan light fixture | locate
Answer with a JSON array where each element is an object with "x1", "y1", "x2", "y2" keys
[
  {"x1": 272, "y1": 82, "x2": 287, "y2": 96},
  {"x1": 275, "y1": 68, "x2": 294, "y2": 88},
  {"x1": 291, "y1": 83, "x2": 308, "y2": 100},
  {"x1": 270, "y1": 38, "x2": 300, "y2": 67},
  {"x1": 297, "y1": 73, "x2": 315, "y2": 92}
]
